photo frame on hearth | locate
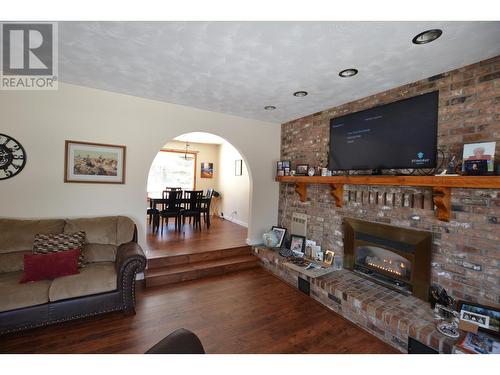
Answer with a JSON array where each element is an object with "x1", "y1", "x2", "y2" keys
[
  {"x1": 324, "y1": 250, "x2": 335, "y2": 266},
  {"x1": 457, "y1": 300, "x2": 500, "y2": 337},
  {"x1": 289, "y1": 234, "x2": 306, "y2": 254},
  {"x1": 271, "y1": 226, "x2": 287, "y2": 248}
]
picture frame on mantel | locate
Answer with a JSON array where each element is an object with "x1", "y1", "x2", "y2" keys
[{"x1": 64, "y1": 140, "x2": 126, "y2": 184}]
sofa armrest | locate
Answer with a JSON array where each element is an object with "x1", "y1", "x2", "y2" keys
[{"x1": 115, "y1": 242, "x2": 147, "y2": 314}]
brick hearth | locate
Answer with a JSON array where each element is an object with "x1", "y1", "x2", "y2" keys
[{"x1": 254, "y1": 246, "x2": 458, "y2": 353}]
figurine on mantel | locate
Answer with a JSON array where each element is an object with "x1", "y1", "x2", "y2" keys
[{"x1": 447, "y1": 155, "x2": 458, "y2": 174}]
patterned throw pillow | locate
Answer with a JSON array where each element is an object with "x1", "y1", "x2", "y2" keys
[{"x1": 33, "y1": 231, "x2": 86, "y2": 268}]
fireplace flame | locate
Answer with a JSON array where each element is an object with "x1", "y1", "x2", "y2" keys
[{"x1": 366, "y1": 261, "x2": 403, "y2": 276}]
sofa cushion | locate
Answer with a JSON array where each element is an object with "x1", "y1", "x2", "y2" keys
[
  {"x1": 0, "y1": 271, "x2": 51, "y2": 313},
  {"x1": 64, "y1": 217, "x2": 118, "y2": 245},
  {"x1": 117, "y1": 216, "x2": 136, "y2": 245},
  {"x1": 48, "y1": 262, "x2": 117, "y2": 302},
  {"x1": 0, "y1": 251, "x2": 30, "y2": 273},
  {"x1": 20, "y1": 250, "x2": 80, "y2": 283},
  {"x1": 83, "y1": 243, "x2": 117, "y2": 263},
  {"x1": 0, "y1": 219, "x2": 65, "y2": 254},
  {"x1": 33, "y1": 231, "x2": 86, "y2": 268}
]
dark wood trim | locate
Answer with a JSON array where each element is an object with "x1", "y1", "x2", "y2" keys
[
  {"x1": 277, "y1": 175, "x2": 500, "y2": 188},
  {"x1": 277, "y1": 175, "x2": 500, "y2": 222},
  {"x1": 64, "y1": 140, "x2": 126, "y2": 184}
]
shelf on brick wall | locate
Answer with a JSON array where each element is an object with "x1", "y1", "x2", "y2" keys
[{"x1": 276, "y1": 175, "x2": 500, "y2": 222}]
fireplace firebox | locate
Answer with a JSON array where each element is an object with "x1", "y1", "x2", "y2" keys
[{"x1": 343, "y1": 218, "x2": 432, "y2": 301}]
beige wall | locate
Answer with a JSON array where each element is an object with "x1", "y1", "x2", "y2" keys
[
  {"x1": 217, "y1": 142, "x2": 250, "y2": 227},
  {"x1": 162, "y1": 140, "x2": 219, "y2": 193},
  {"x1": 0, "y1": 82, "x2": 280, "y2": 247}
]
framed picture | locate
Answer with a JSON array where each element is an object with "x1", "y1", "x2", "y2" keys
[
  {"x1": 457, "y1": 300, "x2": 500, "y2": 337},
  {"x1": 462, "y1": 141, "x2": 496, "y2": 173},
  {"x1": 324, "y1": 250, "x2": 335, "y2": 265},
  {"x1": 235, "y1": 159, "x2": 243, "y2": 176},
  {"x1": 277, "y1": 160, "x2": 291, "y2": 177},
  {"x1": 271, "y1": 226, "x2": 287, "y2": 248},
  {"x1": 304, "y1": 245, "x2": 313, "y2": 259},
  {"x1": 64, "y1": 140, "x2": 126, "y2": 184},
  {"x1": 289, "y1": 234, "x2": 306, "y2": 253},
  {"x1": 296, "y1": 164, "x2": 309, "y2": 175},
  {"x1": 201, "y1": 162, "x2": 214, "y2": 178}
]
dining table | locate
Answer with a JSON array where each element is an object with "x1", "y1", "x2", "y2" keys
[{"x1": 147, "y1": 194, "x2": 212, "y2": 232}]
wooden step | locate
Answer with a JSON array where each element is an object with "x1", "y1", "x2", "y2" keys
[
  {"x1": 145, "y1": 254, "x2": 260, "y2": 287},
  {"x1": 147, "y1": 245, "x2": 252, "y2": 269}
]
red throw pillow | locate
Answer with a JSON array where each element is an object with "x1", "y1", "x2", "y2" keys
[{"x1": 20, "y1": 249, "x2": 81, "y2": 283}]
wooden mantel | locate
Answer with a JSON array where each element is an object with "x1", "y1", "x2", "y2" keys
[{"x1": 276, "y1": 175, "x2": 500, "y2": 222}]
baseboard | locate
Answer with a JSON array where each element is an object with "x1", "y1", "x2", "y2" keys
[{"x1": 218, "y1": 214, "x2": 248, "y2": 228}]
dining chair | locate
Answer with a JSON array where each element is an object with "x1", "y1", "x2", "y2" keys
[
  {"x1": 200, "y1": 189, "x2": 214, "y2": 228},
  {"x1": 180, "y1": 190, "x2": 204, "y2": 231},
  {"x1": 159, "y1": 189, "x2": 183, "y2": 234},
  {"x1": 146, "y1": 195, "x2": 159, "y2": 227}
]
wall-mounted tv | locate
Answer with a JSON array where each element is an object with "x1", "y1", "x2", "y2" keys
[{"x1": 328, "y1": 91, "x2": 439, "y2": 171}]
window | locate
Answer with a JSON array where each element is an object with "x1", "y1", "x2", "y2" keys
[{"x1": 147, "y1": 150, "x2": 196, "y2": 194}]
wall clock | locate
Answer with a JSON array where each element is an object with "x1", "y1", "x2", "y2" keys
[{"x1": 0, "y1": 134, "x2": 27, "y2": 180}]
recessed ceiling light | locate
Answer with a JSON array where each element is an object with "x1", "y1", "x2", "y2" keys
[
  {"x1": 412, "y1": 29, "x2": 443, "y2": 45},
  {"x1": 339, "y1": 68, "x2": 358, "y2": 78},
  {"x1": 264, "y1": 105, "x2": 276, "y2": 110},
  {"x1": 293, "y1": 91, "x2": 308, "y2": 97}
]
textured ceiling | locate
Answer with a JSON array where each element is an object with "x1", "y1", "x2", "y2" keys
[{"x1": 58, "y1": 21, "x2": 500, "y2": 123}]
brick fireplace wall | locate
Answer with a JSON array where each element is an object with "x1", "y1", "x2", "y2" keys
[{"x1": 278, "y1": 56, "x2": 500, "y2": 308}]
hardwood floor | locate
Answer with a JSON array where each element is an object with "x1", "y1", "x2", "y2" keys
[
  {"x1": 0, "y1": 268, "x2": 398, "y2": 354},
  {"x1": 146, "y1": 216, "x2": 248, "y2": 258}
]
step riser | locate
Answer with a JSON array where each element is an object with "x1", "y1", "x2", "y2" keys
[
  {"x1": 145, "y1": 260, "x2": 259, "y2": 287},
  {"x1": 147, "y1": 246, "x2": 252, "y2": 269}
]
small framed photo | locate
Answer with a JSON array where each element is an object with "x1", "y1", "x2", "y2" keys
[
  {"x1": 324, "y1": 250, "x2": 335, "y2": 265},
  {"x1": 201, "y1": 162, "x2": 214, "y2": 178},
  {"x1": 457, "y1": 300, "x2": 500, "y2": 337},
  {"x1": 277, "y1": 160, "x2": 291, "y2": 177},
  {"x1": 296, "y1": 164, "x2": 309, "y2": 175},
  {"x1": 289, "y1": 235, "x2": 306, "y2": 254},
  {"x1": 235, "y1": 159, "x2": 243, "y2": 176},
  {"x1": 271, "y1": 226, "x2": 287, "y2": 248},
  {"x1": 65, "y1": 140, "x2": 126, "y2": 184},
  {"x1": 304, "y1": 245, "x2": 313, "y2": 259},
  {"x1": 462, "y1": 141, "x2": 496, "y2": 174}
]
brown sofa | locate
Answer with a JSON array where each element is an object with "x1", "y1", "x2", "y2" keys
[{"x1": 0, "y1": 216, "x2": 147, "y2": 335}]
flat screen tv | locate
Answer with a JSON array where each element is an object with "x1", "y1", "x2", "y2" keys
[{"x1": 328, "y1": 91, "x2": 438, "y2": 171}]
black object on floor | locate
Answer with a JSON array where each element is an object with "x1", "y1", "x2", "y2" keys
[{"x1": 145, "y1": 328, "x2": 205, "y2": 354}]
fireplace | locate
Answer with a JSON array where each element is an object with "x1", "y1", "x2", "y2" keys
[{"x1": 343, "y1": 218, "x2": 432, "y2": 301}]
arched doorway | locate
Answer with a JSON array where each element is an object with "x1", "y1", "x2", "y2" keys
[{"x1": 145, "y1": 132, "x2": 251, "y2": 256}]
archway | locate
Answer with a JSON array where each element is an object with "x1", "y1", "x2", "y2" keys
[{"x1": 145, "y1": 132, "x2": 252, "y2": 255}]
